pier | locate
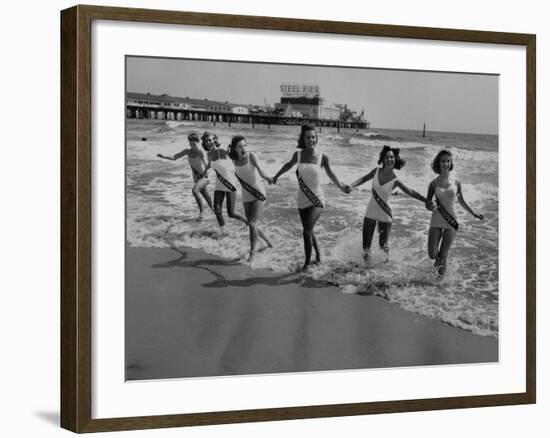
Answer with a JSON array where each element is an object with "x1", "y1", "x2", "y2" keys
[
  {"x1": 126, "y1": 91, "x2": 370, "y2": 130},
  {"x1": 126, "y1": 105, "x2": 369, "y2": 130}
]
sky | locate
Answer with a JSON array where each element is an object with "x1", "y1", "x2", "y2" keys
[{"x1": 126, "y1": 56, "x2": 498, "y2": 135}]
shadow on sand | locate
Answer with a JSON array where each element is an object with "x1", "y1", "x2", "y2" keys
[{"x1": 151, "y1": 247, "x2": 329, "y2": 289}]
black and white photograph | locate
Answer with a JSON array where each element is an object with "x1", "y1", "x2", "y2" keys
[
  {"x1": 3, "y1": 0, "x2": 546, "y2": 434},
  {"x1": 125, "y1": 56, "x2": 499, "y2": 381}
]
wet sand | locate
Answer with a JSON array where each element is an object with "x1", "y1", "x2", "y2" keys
[{"x1": 125, "y1": 247, "x2": 498, "y2": 380}]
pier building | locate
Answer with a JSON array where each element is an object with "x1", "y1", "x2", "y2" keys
[
  {"x1": 274, "y1": 84, "x2": 342, "y2": 120},
  {"x1": 126, "y1": 92, "x2": 250, "y2": 121},
  {"x1": 126, "y1": 90, "x2": 369, "y2": 129}
]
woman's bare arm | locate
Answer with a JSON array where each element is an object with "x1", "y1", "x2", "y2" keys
[
  {"x1": 395, "y1": 179, "x2": 427, "y2": 203},
  {"x1": 272, "y1": 152, "x2": 298, "y2": 184},
  {"x1": 350, "y1": 168, "x2": 377, "y2": 189},
  {"x1": 250, "y1": 152, "x2": 271, "y2": 182},
  {"x1": 425, "y1": 181, "x2": 436, "y2": 211},
  {"x1": 322, "y1": 154, "x2": 349, "y2": 192},
  {"x1": 457, "y1": 181, "x2": 484, "y2": 219},
  {"x1": 157, "y1": 149, "x2": 189, "y2": 161}
]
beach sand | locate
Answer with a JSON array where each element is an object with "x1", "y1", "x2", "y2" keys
[{"x1": 125, "y1": 246, "x2": 498, "y2": 381}]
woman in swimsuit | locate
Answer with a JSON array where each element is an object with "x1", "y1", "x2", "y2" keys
[
  {"x1": 426, "y1": 149, "x2": 484, "y2": 276},
  {"x1": 350, "y1": 145, "x2": 428, "y2": 266},
  {"x1": 272, "y1": 124, "x2": 351, "y2": 272},
  {"x1": 157, "y1": 131, "x2": 213, "y2": 220},
  {"x1": 201, "y1": 132, "x2": 249, "y2": 235},
  {"x1": 228, "y1": 135, "x2": 273, "y2": 262}
]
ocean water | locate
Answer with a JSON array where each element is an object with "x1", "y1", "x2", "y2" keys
[{"x1": 126, "y1": 119, "x2": 499, "y2": 338}]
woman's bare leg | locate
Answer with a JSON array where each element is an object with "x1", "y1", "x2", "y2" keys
[
  {"x1": 195, "y1": 178, "x2": 213, "y2": 211},
  {"x1": 378, "y1": 221, "x2": 392, "y2": 261},
  {"x1": 436, "y1": 228, "x2": 457, "y2": 275},
  {"x1": 428, "y1": 227, "x2": 443, "y2": 261},
  {"x1": 213, "y1": 191, "x2": 226, "y2": 228},
  {"x1": 298, "y1": 206, "x2": 323, "y2": 271},
  {"x1": 362, "y1": 217, "x2": 377, "y2": 264},
  {"x1": 225, "y1": 192, "x2": 248, "y2": 224}
]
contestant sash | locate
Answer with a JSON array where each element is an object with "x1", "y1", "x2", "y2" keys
[
  {"x1": 296, "y1": 170, "x2": 324, "y2": 208},
  {"x1": 435, "y1": 197, "x2": 459, "y2": 230},
  {"x1": 372, "y1": 188, "x2": 392, "y2": 219},
  {"x1": 214, "y1": 169, "x2": 237, "y2": 192},
  {"x1": 236, "y1": 174, "x2": 266, "y2": 201}
]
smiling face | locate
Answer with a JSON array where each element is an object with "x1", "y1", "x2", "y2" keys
[
  {"x1": 202, "y1": 134, "x2": 214, "y2": 151},
  {"x1": 303, "y1": 129, "x2": 317, "y2": 148},
  {"x1": 439, "y1": 153, "x2": 453, "y2": 172},
  {"x1": 383, "y1": 150, "x2": 395, "y2": 168},
  {"x1": 235, "y1": 139, "x2": 247, "y2": 159}
]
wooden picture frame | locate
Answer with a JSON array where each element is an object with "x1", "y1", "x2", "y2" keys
[{"x1": 61, "y1": 4, "x2": 536, "y2": 433}]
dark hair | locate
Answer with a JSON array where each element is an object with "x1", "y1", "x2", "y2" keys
[
  {"x1": 228, "y1": 135, "x2": 246, "y2": 160},
  {"x1": 377, "y1": 145, "x2": 405, "y2": 170},
  {"x1": 431, "y1": 149, "x2": 454, "y2": 174},
  {"x1": 187, "y1": 132, "x2": 200, "y2": 142},
  {"x1": 201, "y1": 131, "x2": 214, "y2": 151},
  {"x1": 212, "y1": 134, "x2": 221, "y2": 148},
  {"x1": 297, "y1": 123, "x2": 318, "y2": 149}
]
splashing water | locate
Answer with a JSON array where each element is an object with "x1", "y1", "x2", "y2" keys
[{"x1": 127, "y1": 120, "x2": 499, "y2": 337}]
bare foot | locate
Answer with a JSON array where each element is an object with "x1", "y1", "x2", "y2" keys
[{"x1": 362, "y1": 250, "x2": 371, "y2": 267}]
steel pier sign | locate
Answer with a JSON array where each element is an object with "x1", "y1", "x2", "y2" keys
[{"x1": 280, "y1": 83, "x2": 320, "y2": 98}]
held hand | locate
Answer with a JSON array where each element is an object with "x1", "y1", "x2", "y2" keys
[
  {"x1": 342, "y1": 184, "x2": 352, "y2": 194},
  {"x1": 425, "y1": 201, "x2": 436, "y2": 211},
  {"x1": 272, "y1": 176, "x2": 278, "y2": 185},
  {"x1": 266, "y1": 177, "x2": 274, "y2": 185}
]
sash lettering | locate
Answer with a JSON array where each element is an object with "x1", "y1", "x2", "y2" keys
[
  {"x1": 435, "y1": 197, "x2": 459, "y2": 230},
  {"x1": 236, "y1": 175, "x2": 266, "y2": 201},
  {"x1": 214, "y1": 170, "x2": 237, "y2": 192},
  {"x1": 296, "y1": 170, "x2": 324, "y2": 208},
  {"x1": 372, "y1": 188, "x2": 392, "y2": 219}
]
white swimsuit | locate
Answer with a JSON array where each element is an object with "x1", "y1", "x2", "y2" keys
[
  {"x1": 430, "y1": 179, "x2": 458, "y2": 229},
  {"x1": 296, "y1": 150, "x2": 325, "y2": 209},
  {"x1": 211, "y1": 155, "x2": 238, "y2": 192},
  {"x1": 365, "y1": 168, "x2": 396, "y2": 223},
  {"x1": 234, "y1": 154, "x2": 266, "y2": 203}
]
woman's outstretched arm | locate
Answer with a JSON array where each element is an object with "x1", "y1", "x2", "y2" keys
[
  {"x1": 395, "y1": 179, "x2": 428, "y2": 203},
  {"x1": 350, "y1": 168, "x2": 377, "y2": 189},
  {"x1": 272, "y1": 151, "x2": 298, "y2": 184},
  {"x1": 322, "y1": 154, "x2": 351, "y2": 192},
  {"x1": 457, "y1": 181, "x2": 484, "y2": 219},
  {"x1": 425, "y1": 181, "x2": 436, "y2": 211},
  {"x1": 157, "y1": 149, "x2": 188, "y2": 161},
  {"x1": 250, "y1": 152, "x2": 272, "y2": 183}
]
